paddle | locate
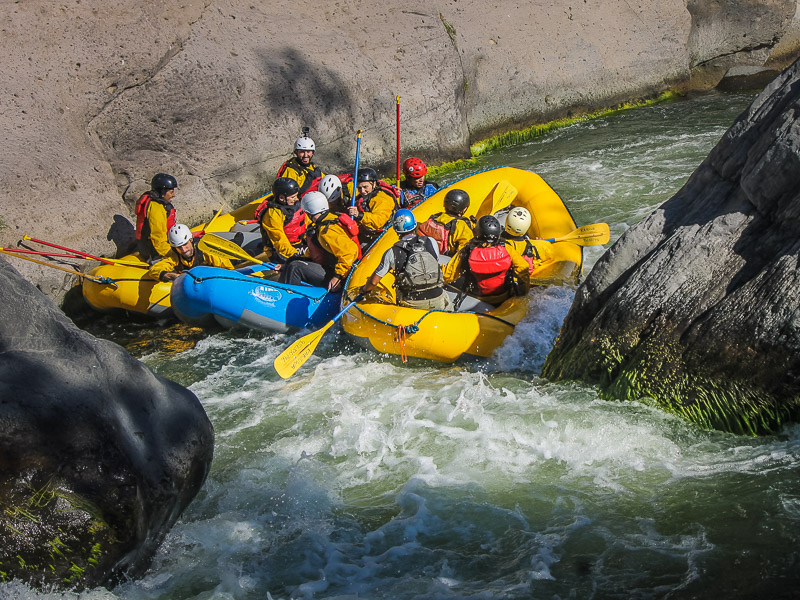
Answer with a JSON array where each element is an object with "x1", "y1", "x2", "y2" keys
[
  {"x1": 544, "y1": 223, "x2": 611, "y2": 246},
  {"x1": 21, "y1": 235, "x2": 147, "y2": 268},
  {"x1": 202, "y1": 202, "x2": 227, "y2": 233},
  {"x1": 350, "y1": 130, "x2": 363, "y2": 207},
  {"x1": 3, "y1": 248, "x2": 98, "y2": 260},
  {"x1": 197, "y1": 233, "x2": 276, "y2": 269},
  {"x1": 273, "y1": 295, "x2": 363, "y2": 379},
  {"x1": 0, "y1": 248, "x2": 118, "y2": 285},
  {"x1": 475, "y1": 180, "x2": 518, "y2": 219}
]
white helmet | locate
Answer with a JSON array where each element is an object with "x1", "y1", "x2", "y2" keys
[
  {"x1": 294, "y1": 136, "x2": 315, "y2": 152},
  {"x1": 505, "y1": 207, "x2": 532, "y2": 236},
  {"x1": 301, "y1": 191, "x2": 329, "y2": 215},
  {"x1": 319, "y1": 174, "x2": 342, "y2": 201},
  {"x1": 168, "y1": 224, "x2": 193, "y2": 247}
]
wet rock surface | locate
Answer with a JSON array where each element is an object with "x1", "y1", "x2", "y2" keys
[
  {"x1": 0, "y1": 258, "x2": 214, "y2": 587},
  {"x1": 543, "y1": 58, "x2": 800, "y2": 434}
]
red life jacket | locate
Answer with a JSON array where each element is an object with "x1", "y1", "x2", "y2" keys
[
  {"x1": 255, "y1": 201, "x2": 306, "y2": 244},
  {"x1": 307, "y1": 213, "x2": 362, "y2": 266},
  {"x1": 417, "y1": 213, "x2": 471, "y2": 255},
  {"x1": 467, "y1": 244, "x2": 513, "y2": 296},
  {"x1": 135, "y1": 192, "x2": 176, "y2": 240}
]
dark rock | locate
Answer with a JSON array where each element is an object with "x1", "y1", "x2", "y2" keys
[
  {"x1": 543, "y1": 58, "x2": 800, "y2": 435},
  {"x1": 0, "y1": 257, "x2": 214, "y2": 588}
]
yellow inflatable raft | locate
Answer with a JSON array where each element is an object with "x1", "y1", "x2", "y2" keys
[
  {"x1": 341, "y1": 166, "x2": 582, "y2": 363},
  {"x1": 82, "y1": 196, "x2": 270, "y2": 316}
]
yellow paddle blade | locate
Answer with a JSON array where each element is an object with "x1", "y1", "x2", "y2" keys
[
  {"x1": 203, "y1": 202, "x2": 227, "y2": 232},
  {"x1": 475, "y1": 180, "x2": 519, "y2": 219},
  {"x1": 198, "y1": 233, "x2": 262, "y2": 264},
  {"x1": 550, "y1": 223, "x2": 611, "y2": 246},
  {"x1": 273, "y1": 320, "x2": 335, "y2": 379}
]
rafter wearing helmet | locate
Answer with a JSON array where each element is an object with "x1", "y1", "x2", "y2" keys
[
  {"x1": 416, "y1": 188, "x2": 476, "y2": 257},
  {"x1": 135, "y1": 173, "x2": 179, "y2": 263},
  {"x1": 346, "y1": 167, "x2": 399, "y2": 248},
  {"x1": 148, "y1": 223, "x2": 233, "y2": 282},
  {"x1": 443, "y1": 215, "x2": 531, "y2": 307},
  {"x1": 253, "y1": 177, "x2": 306, "y2": 263},
  {"x1": 399, "y1": 157, "x2": 439, "y2": 209},
  {"x1": 499, "y1": 206, "x2": 553, "y2": 273},
  {"x1": 276, "y1": 128, "x2": 326, "y2": 196}
]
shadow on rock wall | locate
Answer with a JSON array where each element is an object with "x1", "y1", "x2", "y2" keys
[{"x1": 258, "y1": 47, "x2": 356, "y2": 150}]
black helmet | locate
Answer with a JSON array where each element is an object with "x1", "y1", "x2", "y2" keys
[
  {"x1": 151, "y1": 173, "x2": 178, "y2": 195},
  {"x1": 356, "y1": 168, "x2": 378, "y2": 183},
  {"x1": 444, "y1": 189, "x2": 470, "y2": 215},
  {"x1": 272, "y1": 177, "x2": 300, "y2": 200},
  {"x1": 476, "y1": 215, "x2": 502, "y2": 243}
]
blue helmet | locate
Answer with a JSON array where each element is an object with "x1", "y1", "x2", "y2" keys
[{"x1": 392, "y1": 209, "x2": 417, "y2": 234}]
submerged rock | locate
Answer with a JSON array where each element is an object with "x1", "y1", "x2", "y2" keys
[
  {"x1": 0, "y1": 258, "x2": 214, "y2": 588},
  {"x1": 543, "y1": 59, "x2": 800, "y2": 435}
]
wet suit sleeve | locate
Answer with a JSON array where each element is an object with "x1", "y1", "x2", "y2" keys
[{"x1": 147, "y1": 202, "x2": 172, "y2": 258}]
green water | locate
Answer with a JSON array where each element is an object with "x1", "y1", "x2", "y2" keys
[{"x1": 8, "y1": 91, "x2": 800, "y2": 600}]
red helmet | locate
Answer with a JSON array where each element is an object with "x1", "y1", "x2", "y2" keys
[{"x1": 403, "y1": 157, "x2": 427, "y2": 178}]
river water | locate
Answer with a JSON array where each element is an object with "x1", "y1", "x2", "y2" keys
[{"x1": 8, "y1": 91, "x2": 800, "y2": 600}]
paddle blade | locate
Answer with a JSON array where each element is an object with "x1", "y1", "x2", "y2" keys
[
  {"x1": 549, "y1": 223, "x2": 611, "y2": 246},
  {"x1": 273, "y1": 321, "x2": 334, "y2": 379},
  {"x1": 198, "y1": 233, "x2": 261, "y2": 264},
  {"x1": 475, "y1": 180, "x2": 518, "y2": 219}
]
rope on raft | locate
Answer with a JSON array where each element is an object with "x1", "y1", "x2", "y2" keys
[
  {"x1": 352, "y1": 303, "x2": 517, "y2": 335},
  {"x1": 184, "y1": 271, "x2": 324, "y2": 302}
]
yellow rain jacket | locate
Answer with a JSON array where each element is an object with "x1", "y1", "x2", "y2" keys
[
  {"x1": 143, "y1": 201, "x2": 173, "y2": 259},
  {"x1": 305, "y1": 212, "x2": 360, "y2": 279},
  {"x1": 501, "y1": 235, "x2": 553, "y2": 272},
  {"x1": 149, "y1": 245, "x2": 233, "y2": 282},
  {"x1": 353, "y1": 187, "x2": 396, "y2": 234},
  {"x1": 432, "y1": 212, "x2": 474, "y2": 256},
  {"x1": 277, "y1": 158, "x2": 324, "y2": 196},
  {"x1": 259, "y1": 205, "x2": 306, "y2": 261}
]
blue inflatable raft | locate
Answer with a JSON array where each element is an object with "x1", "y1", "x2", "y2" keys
[{"x1": 171, "y1": 265, "x2": 341, "y2": 333}]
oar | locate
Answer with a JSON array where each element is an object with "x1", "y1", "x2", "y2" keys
[
  {"x1": 0, "y1": 248, "x2": 116, "y2": 286},
  {"x1": 202, "y1": 202, "x2": 227, "y2": 233},
  {"x1": 21, "y1": 235, "x2": 147, "y2": 268},
  {"x1": 197, "y1": 233, "x2": 276, "y2": 269},
  {"x1": 273, "y1": 295, "x2": 363, "y2": 379},
  {"x1": 2, "y1": 247, "x2": 91, "y2": 260},
  {"x1": 544, "y1": 223, "x2": 611, "y2": 246},
  {"x1": 350, "y1": 130, "x2": 363, "y2": 207},
  {"x1": 475, "y1": 180, "x2": 518, "y2": 219}
]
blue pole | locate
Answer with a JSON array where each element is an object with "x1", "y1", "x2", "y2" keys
[{"x1": 351, "y1": 129, "x2": 363, "y2": 207}]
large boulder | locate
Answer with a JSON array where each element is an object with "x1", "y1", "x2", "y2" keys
[
  {"x1": 543, "y1": 58, "x2": 800, "y2": 435},
  {"x1": 3, "y1": 1, "x2": 800, "y2": 304},
  {"x1": 0, "y1": 258, "x2": 214, "y2": 588}
]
